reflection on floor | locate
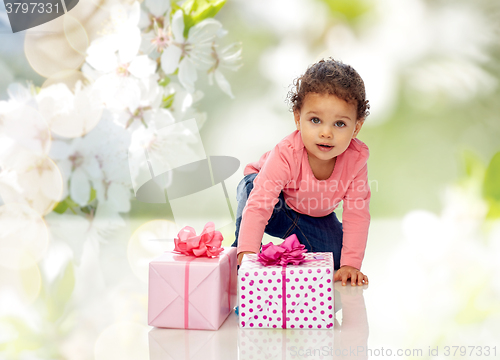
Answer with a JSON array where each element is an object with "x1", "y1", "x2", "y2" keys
[{"x1": 149, "y1": 282, "x2": 369, "y2": 360}]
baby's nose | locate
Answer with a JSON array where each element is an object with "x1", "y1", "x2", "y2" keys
[{"x1": 320, "y1": 128, "x2": 333, "y2": 138}]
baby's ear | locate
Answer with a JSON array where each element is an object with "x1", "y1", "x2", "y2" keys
[
  {"x1": 293, "y1": 111, "x2": 300, "y2": 129},
  {"x1": 353, "y1": 119, "x2": 365, "y2": 138}
]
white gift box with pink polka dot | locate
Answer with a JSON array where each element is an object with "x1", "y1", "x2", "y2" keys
[{"x1": 238, "y1": 253, "x2": 334, "y2": 329}]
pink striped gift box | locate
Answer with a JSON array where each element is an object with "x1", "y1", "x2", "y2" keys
[{"x1": 148, "y1": 247, "x2": 237, "y2": 330}]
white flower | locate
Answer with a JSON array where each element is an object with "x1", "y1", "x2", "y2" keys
[
  {"x1": 145, "y1": 0, "x2": 170, "y2": 19},
  {"x1": 6, "y1": 82, "x2": 37, "y2": 107},
  {"x1": 36, "y1": 81, "x2": 103, "y2": 138},
  {"x1": 82, "y1": 116, "x2": 132, "y2": 213},
  {"x1": 0, "y1": 84, "x2": 66, "y2": 215},
  {"x1": 50, "y1": 115, "x2": 133, "y2": 213},
  {"x1": 0, "y1": 85, "x2": 51, "y2": 157},
  {"x1": 86, "y1": 3, "x2": 142, "y2": 74},
  {"x1": 88, "y1": 59, "x2": 157, "y2": 112},
  {"x1": 110, "y1": 75, "x2": 174, "y2": 132},
  {"x1": 84, "y1": 2, "x2": 157, "y2": 112},
  {"x1": 50, "y1": 137, "x2": 102, "y2": 207},
  {"x1": 208, "y1": 42, "x2": 243, "y2": 98},
  {"x1": 166, "y1": 82, "x2": 207, "y2": 128},
  {"x1": 160, "y1": 10, "x2": 222, "y2": 93},
  {"x1": 139, "y1": 0, "x2": 171, "y2": 30},
  {"x1": 0, "y1": 150, "x2": 63, "y2": 215},
  {"x1": 128, "y1": 117, "x2": 203, "y2": 194}
]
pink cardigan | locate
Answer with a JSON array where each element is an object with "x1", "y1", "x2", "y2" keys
[{"x1": 237, "y1": 130, "x2": 371, "y2": 269}]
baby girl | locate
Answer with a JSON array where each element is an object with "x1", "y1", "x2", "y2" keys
[{"x1": 232, "y1": 59, "x2": 371, "y2": 286}]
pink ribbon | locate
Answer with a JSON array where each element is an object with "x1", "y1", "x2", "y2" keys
[
  {"x1": 174, "y1": 222, "x2": 224, "y2": 258},
  {"x1": 183, "y1": 257, "x2": 196, "y2": 328},
  {"x1": 175, "y1": 222, "x2": 225, "y2": 328},
  {"x1": 257, "y1": 234, "x2": 307, "y2": 329},
  {"x1": 257, "y1": 234, "x2": 307, "y2": 266},
  {"x1": 282, "y1": 265, "x2": 287, "y2": 329}
]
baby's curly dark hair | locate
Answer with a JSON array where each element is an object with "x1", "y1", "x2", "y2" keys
[{"x1": 287, "y1": 58, "x2": 370, "y2": 120}]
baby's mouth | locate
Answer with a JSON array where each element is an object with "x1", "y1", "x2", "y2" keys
[{"x1": 317, "y1": 143, "x2": 334, "y2": 152}]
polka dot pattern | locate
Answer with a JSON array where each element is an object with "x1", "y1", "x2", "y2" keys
[
  {"x1": 238, "y1": 328, "x2": 335, "y2": 359},
  {"x1": 238, "y1": 253, "x2": 334, "y2": 329}
]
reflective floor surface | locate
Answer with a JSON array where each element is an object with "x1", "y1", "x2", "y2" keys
[
  {"x1": 1, "y1": 218, "x2": 499, "y2": 360},
  {"x1": 150, "y1": 282, "x2": 368, "y2": 360}
]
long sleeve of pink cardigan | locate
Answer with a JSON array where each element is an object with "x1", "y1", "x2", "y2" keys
[{"x1": 237, "y1": 130, "x2": 370, "y2": 270}]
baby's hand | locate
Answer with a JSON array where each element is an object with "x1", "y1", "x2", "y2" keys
[
  {"x1": 237, "y1": 251, "x2": 255, "y2": 265},
  {"x1": 334, "y1": 265, "x2": 368, "y2": 286}
]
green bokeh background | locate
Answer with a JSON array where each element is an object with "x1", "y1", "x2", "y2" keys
[
  {"x1": 1, "y1": 2, "x2": 500, "y2": 359},
  {"x1": 195, "y1": 0, "x2": 500, "y2": 218}
]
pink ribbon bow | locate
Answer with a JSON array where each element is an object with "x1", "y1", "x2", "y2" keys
[
  {"x1": 257, "y1": 234, "x2": 307, "y2": 266},
  {"x1": 174, "y1": 222, "x2": 224, "y2": 257}
]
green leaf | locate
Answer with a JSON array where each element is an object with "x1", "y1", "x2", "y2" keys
[
  {"x1": 52, "y1": 193, "x2": 86, "y2": 214},
  {"x1": 192, "y1": 0, "x2": 226, "y2": 24},
  {"x1": 483, "y1": 151, "x2": 500, "y2": 201},
  {"x1": 463, "y1": 150, "x2": 485, "y2": 179},
  {"x1": 183, "y1": 13, "x2": 196, "y2": 36},
  {"x1": 485, "y1": 200, "x2": 500, "y2": 219},
  {"x1": 161, "y1": 93, "x2": 176, "y2": 109},
  {"x1": 52, "y1": 200, "x2": 69, "y2": 214},
  {"x1": 483, "y1": 151, "x2": 500, "y2": 219},
  {"x1": 181, "y1": 0, "x2": 195, "y2": 14},
  {"x1": 159, "y1": 77, "x2": 171, "y2": 87},
  {"x1": 319, "y1": 0, "x2": 372, "y2": 23},
  {"x1": 80, "y1": 206, "x2": 92, "y2": 214},
  {"x1": 171, "y1": 2, "x2": 182, "y2": 13},
  {"x1": 181, "y1": 0, "x2": 227, "y2": 36},
  {"x1": 89, "y1": 187, "x2": 97, "y2": 202},
  {"x1": 65, "y1": 195, "x2": 79, "y2": 208}
]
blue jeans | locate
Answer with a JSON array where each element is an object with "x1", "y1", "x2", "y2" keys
[{"x1": 231, "y1": 173, "x2": 343, "y2": 270}]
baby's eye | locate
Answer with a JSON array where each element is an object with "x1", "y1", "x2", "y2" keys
[
  {"x1": 311, "y1": 117, "x2": 321, "y2": 124},
  {"x1": 335, "y1": 121, "x2": 346, "y2": 128}
]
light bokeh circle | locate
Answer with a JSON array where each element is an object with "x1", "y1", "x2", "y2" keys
[
  {"x1": 0, "y1": 153, "x2": 64, "y2": 216},
  {"x1": 19, "y1": 264, "x2": 42, "y2": 304},
  {"x1": 19, "y1": 264, "x2": 43, "y2": 304},
  {"x1": 127, "y1": 220, "x2": 178, "y2": 283},
  {"x1": 0, "y1": 263, "x2": 42, "y2": 305},
  {"x1": 24, "y1": 16, "x2": 86, "y2": 78},
  {"x1": 42, "y1": 69, "x2": 88, "y2": 92},
  {"x1": 63, "y1": 15, "x2": 89, "y2": 55},
  {"x1": 72, "y1": 0, "x2": 118, "y2": 44},
  {"x1": 0, "y1": 203, "x2": 49, "y2": 270}
]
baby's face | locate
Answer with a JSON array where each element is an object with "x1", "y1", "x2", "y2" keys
[{"x1": 294, "y1": 93, "x2": 363, "y2": 168}]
